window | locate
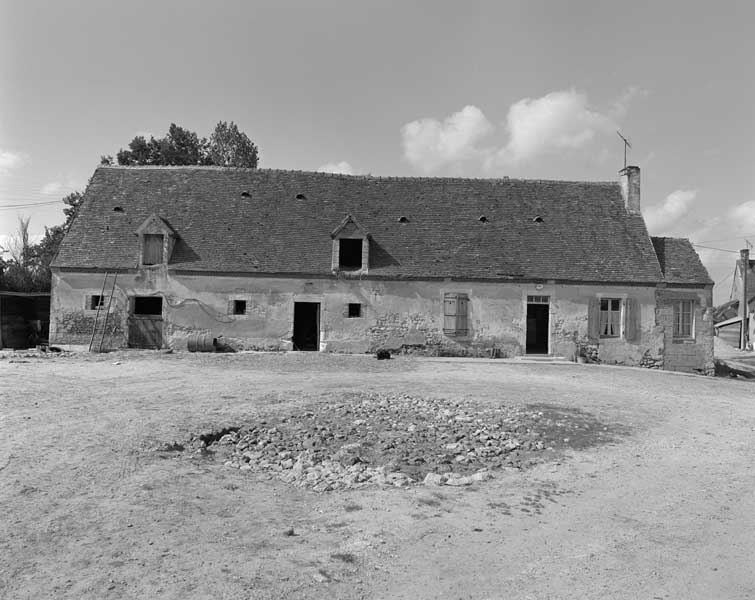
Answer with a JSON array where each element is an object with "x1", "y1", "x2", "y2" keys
[
  {"x1": 89, "y1": 295, "x2": 105, "y2": 310},
  {"x1": 673, "y1": 300, "x2": 694, "y2": 338},
  {"x1": 347, "y1": 303, "x2": 362, "y2": 318},
  {"x1": 600, "y1": 298, "x2": 622, "y2": 337},
  {"x1": 233, "y1": 300, "x2": 247, "y2": 315},
  {"x1": 133, "y1": 296, "x2": 162, "y2": 315},
  {"x1": 444, "y1": 293, "x2": 469, "y2": 336},
  {"x1": 338, "y1": 238, "x2": 363, "y2": 270},
  {"x1": 142, "y1": 234, "x2": 164, "y2": 265}
]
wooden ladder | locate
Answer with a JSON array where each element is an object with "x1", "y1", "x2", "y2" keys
[{"x1": 88, "y1": 271, "x2": 118, "y2": 352}]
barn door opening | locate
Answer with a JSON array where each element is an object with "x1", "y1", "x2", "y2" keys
[
  {"x1": 293, "y1": 302, "x2": 319, "y2": 351},
  {"x1": 526, "y1": 295, "x2": 549, "y2": 354},
  {"x1": 128, "y1": 296, "x2": 163, "y2": 349}
]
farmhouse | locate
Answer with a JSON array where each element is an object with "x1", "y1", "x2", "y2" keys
[{"x1": 50, "y1": 165, "x2": 714, "y2": 373}]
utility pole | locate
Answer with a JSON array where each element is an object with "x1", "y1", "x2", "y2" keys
[{"x1": 740, "y1": 248, "x2": 750, "y2": 350}]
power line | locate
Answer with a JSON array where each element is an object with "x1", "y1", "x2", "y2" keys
[
  {"x1": 0, "y1": 200, "x2": 64, "y2": 210},
  {"x1": 690, "y1": 244, "x2": 740, "y2": 253},
  {"x1": 695, "y1": 233, "x2": 755, "y2": 244}
]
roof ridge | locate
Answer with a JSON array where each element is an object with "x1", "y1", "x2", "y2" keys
[{"x1": 97, "y1": 165, "x2": 617, "y2": 185}]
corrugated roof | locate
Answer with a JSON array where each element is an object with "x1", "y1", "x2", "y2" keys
[
  {"x1": 53, "y1": 166, "x2": 668, "y2": 283},
  {"x1": 651, "y1": 237, "x2": 713, "y2": 285}
]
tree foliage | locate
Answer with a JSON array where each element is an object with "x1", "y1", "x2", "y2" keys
[
  {"x1": 0, "y1": 191, "x2": 85, "y2": 292},
  {"x1": 106, "y1": 121, "x2": 259, "y2": 168}
]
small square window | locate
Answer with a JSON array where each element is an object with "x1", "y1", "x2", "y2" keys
[
  {"x1": 89, "y1": 295, "x2": 105, "y2": 310},
  {"x1": 233, "y1": 300, "x2": 247, "y2": 315},
  {"x1": 348, "y1": 303, "x2": 362, "y2": 318}
]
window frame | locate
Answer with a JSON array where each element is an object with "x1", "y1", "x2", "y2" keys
[
  {"x1": 142, "y1": 233, "x2": 164, "y2": 266},
  {"x1": 599, "y1": 297, "x2": 623, "y2": 339},
  {"x1": 443, "y1": 293, "x2": 469, "y2": 336},
  {"x1": 673, "y1": 299, "x2": 694, "y2": 339},
  {"x1": 338, "y1": 238, "x2": 364, "y2": 271},
  {"x1": 89, "y1": 295, "x2": 105, "y2": 310}
]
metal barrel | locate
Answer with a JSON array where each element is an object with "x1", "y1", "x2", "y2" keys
[{"x1": 187, "y1": 332, "x2": 217, "y2": 352}]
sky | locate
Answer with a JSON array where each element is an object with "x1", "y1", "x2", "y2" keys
[{"x1": 1, "y1": 0, "x2": 753, "y2": 303}]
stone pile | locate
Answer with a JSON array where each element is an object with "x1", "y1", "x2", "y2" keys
[{"x1": 195, "y1": 393, "x2": 562, "y2": 492}]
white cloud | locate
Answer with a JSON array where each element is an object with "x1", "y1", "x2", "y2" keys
[
  {"x1": 317, "y1": 161, "x2": 356, "y2": 175},
  {"x1": 0, "y1": 149, "x2": 27, "y2": 173},
  {"x1": 402, "y1": 89, "x2": 644, "y2": 174},
  {"x1": 727, "y1": 200, "x2": 755, "y2": 231},
  {"x1": 492, "y1": 89, "x2": 616, "y2": 166},
  {"x1": 40, "y1": 178, "x2": 85, "y2": 197},
  {"x1": 643, "y1": 189, "x2": 698, "y2": 234},
  {"x1": 401, "y1": 105, "x2": 494, "y2": 173}
]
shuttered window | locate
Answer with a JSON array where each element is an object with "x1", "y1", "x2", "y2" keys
[
  {"x1": 673, "y1": 300, "x2": 694, "y2": 338},
  {"x1": 143, "y1": 234, "x2": 164, "y2": 265},
  {"x1": 589, "y1": 296, "x2": 641, "y2": 342},
  {"x1": 444, "y1": 293, "x2": 469, "y2": 335}
]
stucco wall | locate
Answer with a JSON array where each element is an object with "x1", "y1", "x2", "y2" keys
[{"x1": 50, "y1": 269, "x2": 712, "y2": 372}]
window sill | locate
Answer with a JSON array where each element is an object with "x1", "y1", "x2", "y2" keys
[{"x1": 672, "y1": 337, "x2": 696, "y2": 344}]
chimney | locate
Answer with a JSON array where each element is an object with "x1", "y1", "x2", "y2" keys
[{"x1": 619, "y1": 165, "x2": 641, "y2": 214}]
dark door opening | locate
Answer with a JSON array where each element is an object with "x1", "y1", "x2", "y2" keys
[
  {"x1": 526, "y1": 302, "x2": 549, "y2": 354},
  {"x1": 293, "y1": 302, "x2": 319, "y2": 351},
  {"x1": 128, "y1": 296, "x2": 163, "y2": 349}
]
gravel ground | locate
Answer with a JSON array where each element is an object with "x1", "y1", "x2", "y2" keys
[{"x1": 1, "y1": 351, "x2": 754, "y2": 600}]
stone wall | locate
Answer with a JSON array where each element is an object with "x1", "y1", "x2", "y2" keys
[
  {"x1": 50, "y1": 269, "x2": 713, "y2": 373},
  {"x1": 655, "y1": 288, "x2": 714, "y2": 375}
]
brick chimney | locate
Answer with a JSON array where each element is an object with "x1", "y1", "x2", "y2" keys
[{"x1": 619, "y1": 166, "x2": 641, "y2": 215}]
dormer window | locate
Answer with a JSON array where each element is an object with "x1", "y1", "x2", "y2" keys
[
  {"x1": 142, "y1": 234, "x2": 164, "y2": 265},
  {"x1": 339, "y1": 239, "x2": 363, "y2": 270},
  {"x1": 330, "y1": 214, "x2": 369, "y2": 274},
  {"x1": 135, "y1": 213, "x2": 177, "y2": 267}
]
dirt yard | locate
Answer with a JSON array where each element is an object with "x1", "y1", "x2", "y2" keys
[{"x1": 1, "y1": 352, "x2": 754, "y2": 599}]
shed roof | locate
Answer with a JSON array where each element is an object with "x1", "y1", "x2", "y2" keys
[
  {"x1": 650, "y1": 237, "x2": 713, "y2": 285},
  {"x1": 54, "y1": 166, "x2": 672, "y2": 283}
]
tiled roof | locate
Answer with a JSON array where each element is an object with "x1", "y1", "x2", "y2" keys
[
  {"x1": 651, "y1": 237, "x2": 713, "y2": 285},
  {"x1": 54, "y1": 166, "x2": 666, "y2": 283}
]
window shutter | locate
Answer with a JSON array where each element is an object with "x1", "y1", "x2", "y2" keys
[
  {"x1": 444, "y1": 294, "x2": 458, "y2": 333},
  {"x1": 587, "y1": 297, "x2": 600, "y2": 341},
  {"x1": 624, "y1": 298, "x2": 640, "y2": 342},
  {"x1": 456, "y1": 295, "x2": 468, "y2": 334}
]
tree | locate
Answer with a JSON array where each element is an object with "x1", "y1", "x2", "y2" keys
[
  {"x1": 103, "y1": 121, "x2": 259, "y2": 168},
  {"x1": 207, "y1": 121, "x2": 259, "y2": 168},
  {"x1": 0, "y1": 191, "x2": 85, "y2": 292}
]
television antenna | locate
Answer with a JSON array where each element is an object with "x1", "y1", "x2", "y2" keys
[{"x1": 616, "y1": 131, "x2": 631, "y2": 169}]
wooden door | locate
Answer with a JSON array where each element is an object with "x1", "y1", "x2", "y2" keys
[{"x1": 128, "y1": 315, "x2": 163, "y2": 349}]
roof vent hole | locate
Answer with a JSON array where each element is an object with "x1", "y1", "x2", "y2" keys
[
  {"x1": 479, "y1": 216, "x2": 488, "y2": 223},
  {"x1": 295, "y1": 193, "x2": 307, "y2": 200},
  {"x1": 533, "y1": 216, "x2": 544, "y2": 223},
  {"x1": 240, "y1": 191, "x2": 251, "y2": 198},
  {"x1": 398, "y1": 216, "x2": 409, "y2": 223},
  {"x1": 113, "y1": 206, "x2": 124, "y2": 213}
]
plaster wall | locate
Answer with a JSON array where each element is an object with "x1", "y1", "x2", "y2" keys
[{"x1": 51, "y1": 270, "x2": 689, "y2": 369}]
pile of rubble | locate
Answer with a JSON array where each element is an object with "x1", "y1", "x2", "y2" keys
[{"x1": 188, "y1": 393, "x2": 577, "y2": 492}]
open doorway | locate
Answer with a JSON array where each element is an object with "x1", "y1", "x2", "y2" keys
[
  {"x1": 526, "y1": 295, "x2": 549, "y2": 354},
  {"x1": 293, "y1": 302, "x2": 320, "y2": 351}
]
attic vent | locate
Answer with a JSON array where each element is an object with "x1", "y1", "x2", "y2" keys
[
  {"x1": 240, "y1": 191, "x2": 251, "y2": 198},
  {"x1": 398, "y1": 216, "x2": 409, "y2": 223},
  {"x1": 295, "y1": 193, "x2": 307, "y2": 200},
  {"x1": 113, "y1": 206, "x2": 124, "y2": 212},
  {"x1": 478, "y1": 216, "x2": 488, "y2": 223},
  {"x1": 533, "y1": 216, "x2": 544, "y2": 223}
]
